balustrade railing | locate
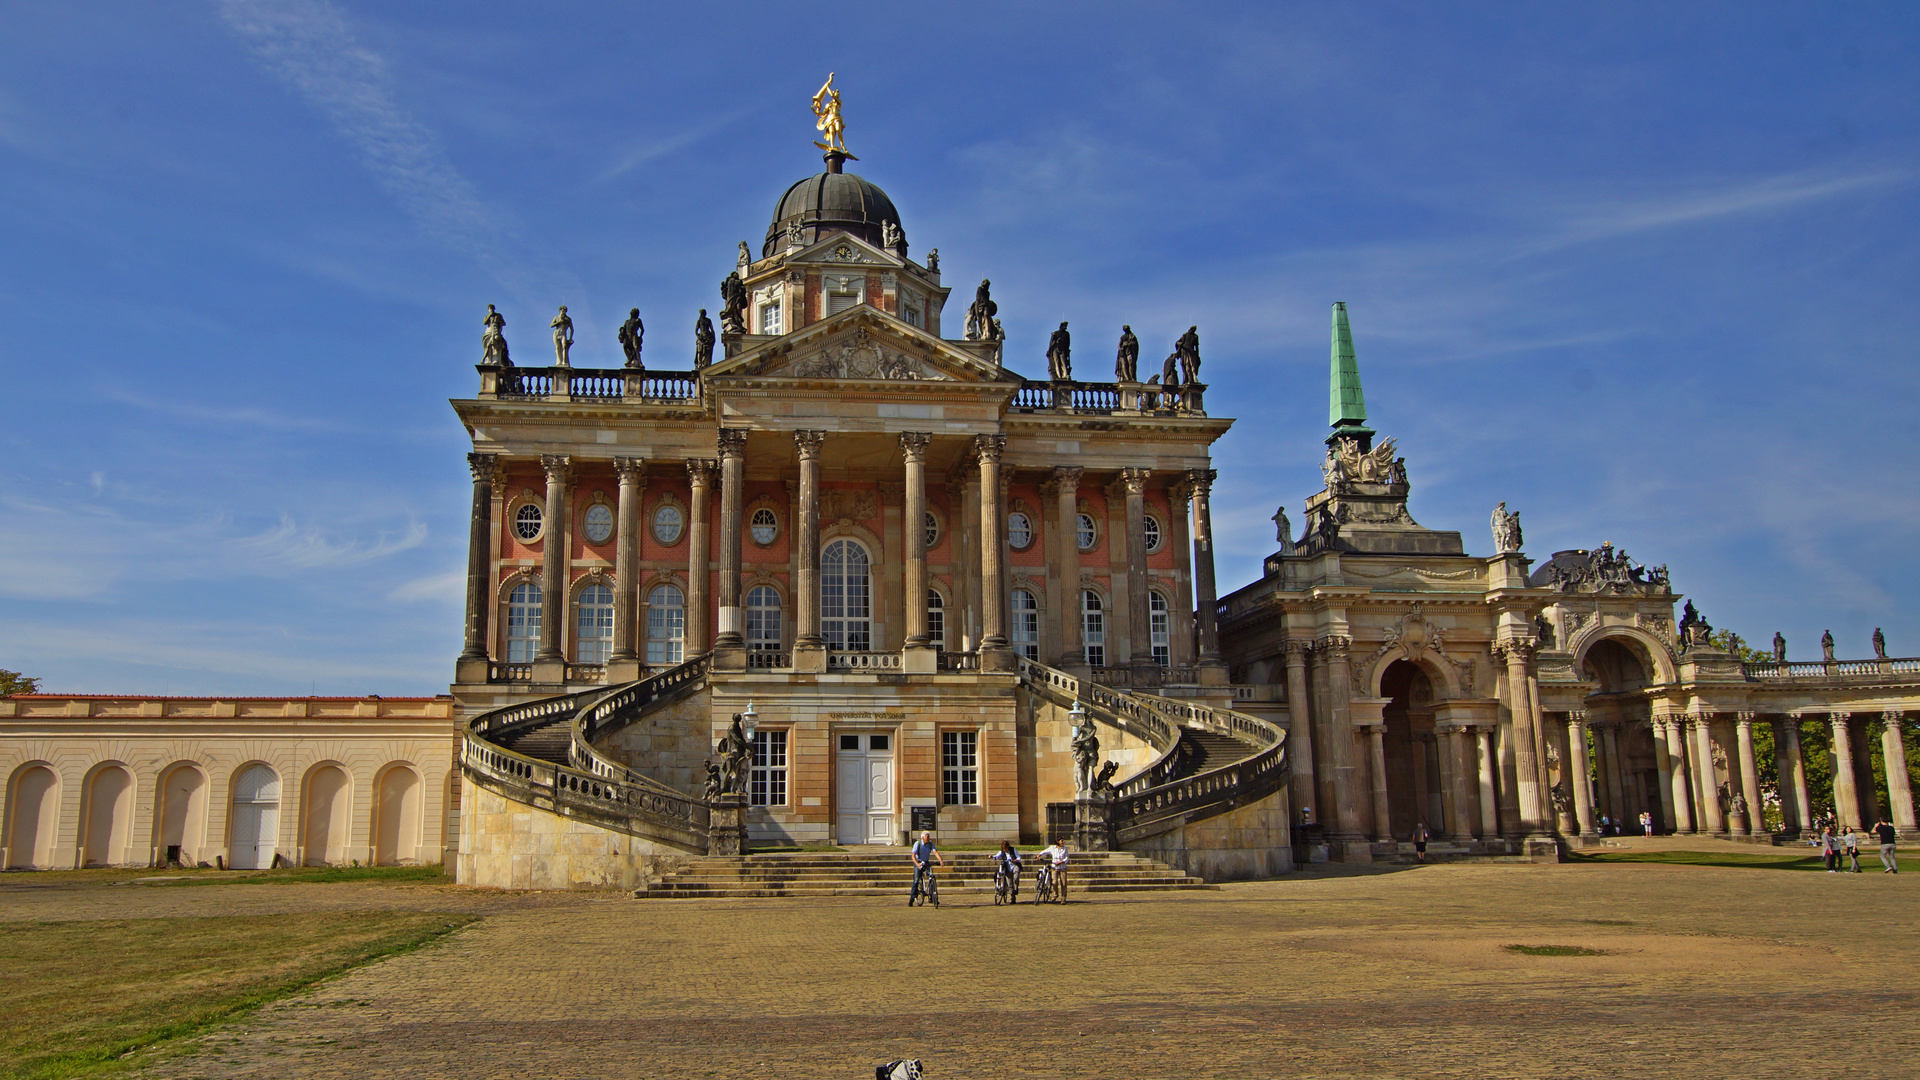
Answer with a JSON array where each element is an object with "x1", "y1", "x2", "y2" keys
[
  {"x1": 565, "y1": 663, "x2": 606, "y2": 683},
  {"x1": 482, "y1": 366, "x2": 701, "y2": 404},
  {"x1": 746, "y1": 650, "x2": 791, "y2": 670},
  {"x1": 568, "y1": 371, "x2": 623, "y2": 399},
  {"x1": 1743, "y1": 656, "x2": 1920, "y2": 679},
  {"x1": 1071, "y1": 384, "x2": 1121, "y2": 411},
  {"x1": 1011, "y1": 383, "x2": 1051, "y2": 410},
  {"x1": 938, "y1": 651, "x2": 980, "y2": 672},
  {"x1": 828, "y1": 650, "x2": 903, "y2": 670},
  {"x1": 489, "y1": 662, "x2": 534, "y2": 683},
  {"x1": 629, "y1": 371, "x2": 701, "y2": 401}
]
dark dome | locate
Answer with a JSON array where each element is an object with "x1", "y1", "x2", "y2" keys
[{"x1": 763, "y1": 169, "x2": 901, "y2": 257}]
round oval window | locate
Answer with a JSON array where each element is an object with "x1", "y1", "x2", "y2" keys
[
  {"x1": 751, "y1": 507, "x2": 779, "y2": 545},
  {"x1": 652, "y1": 504, "x2": 684, "y2": 544},
  {"x1": 514, "y1": 503, "x2": 543, "y2": 541},
  {"x1": 584, "y1": 503, "x2": 614, "y2": 544}
]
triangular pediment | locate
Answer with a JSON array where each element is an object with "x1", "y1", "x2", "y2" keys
[
  {"x1": 708, "y1": 306, "x2": 1012, "y2": 385},
  {"x1": 787, "y1": 233, "x2": 901, "y2": 268}
]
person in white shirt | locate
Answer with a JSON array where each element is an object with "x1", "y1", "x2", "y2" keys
[{"x1": 1037, "y1": 838, "x2": 1071, "y2": 901}]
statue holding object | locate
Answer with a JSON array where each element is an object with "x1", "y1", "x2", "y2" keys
[
  {"x1": 1175, "y1": 325, "x2": 1202, "y2": 384},
  {"x1": 550, "y1": 305, "x2": 574, "y2": 367},
  {"x1": 964, "y1": 279, "x2": 998, "y2": 341},
  {"x1": 693, "y1": 309, "x2": 715, "y2": 369},
  {"x1": 1490, "y1": 501, "x2": 1523, "y2": 554},
  {"x1": 719, "y1": 272, "x2": 748, "y2": 336},
  {"x1": 1071, "y1": 711, "x2": 1100, "y2": 796},
  {"x1": 1046, "y1": 322, "x2": 1073, "y2": 381},
  {"x1": 481, "y1": 304, "x2": 511, "y2": 366},
  {"x1": 1115, "y1": 325, "x2": 1139, "y2": 382},
  {"x1": 618, "y1": 308, "x2": 645, "y2": 370}
]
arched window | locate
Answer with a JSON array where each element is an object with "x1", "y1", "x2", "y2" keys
[
  {"x1": 1082, "y1": 590, "x2": 1105, "y2": 667},
  {"x1": 1143, "y1": 514, "x2": 1163, "y2": 553},
  {"x1": 1150, "y1": 592, "x2": 1171, "y2": 667},
  {"x1": 746, "y1": 585, "x2": 782, "y2": 652},
  {"x1": 924, "y1": 511, "x2": 940, "y2": 549},
  {"x1": 1076, "y1": 513, "x2": 1097, "y2": 552},
  {"x1": 1011, "y1": 589, "x2": 1039, "y2": 659},
  {"x1": 514, "y1": 502, "x2": 543, "y2": 542},
  {"x1": 926, "y1": 589, "x2": 945, "y2": 648},
  {"x1": 647, "y1": 584, "x2": 685, "y2": 664},
  {"x1": 576, "y1": 583, "x2": 614, "y2": 664},
  {"x1": 822, "y1": 538, "x2": 871, "y2": 650},
  {"x1": 750, "y1": 507, "x2": 779, "y2": 546},
  {"x1": 506, "y1": 582, "x2": 542, "y2": 663}
]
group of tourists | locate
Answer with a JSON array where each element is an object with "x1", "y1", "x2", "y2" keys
[
  {"x1": 1593, "y1": 812, "x2": 1657, "y2": 837},
  {"x1": 1818, "y1": 819, "x2": 1901, "y2": 873},
  {"x1": 907, "y1": 832, "x2": 1071, "y2": 906}
]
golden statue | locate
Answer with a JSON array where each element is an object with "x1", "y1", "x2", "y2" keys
[{"x1": 812, "y1": 73, "x2": 853, "y2": 156}]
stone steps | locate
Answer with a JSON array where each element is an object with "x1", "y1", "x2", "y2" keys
[{"x1": 644, "y1": 851, "x2": 1214, "y2": 898}]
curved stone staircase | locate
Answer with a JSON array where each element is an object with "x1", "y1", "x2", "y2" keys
[
  {"x1": 460, "y1": 654, "x2": 1289, "y2": 886},
  {"x1": 645, "y1": 850, "x2": 1213, "y2": 898}
]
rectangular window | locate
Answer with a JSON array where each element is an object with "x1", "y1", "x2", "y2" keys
[
  {"x1": 1150, "y1": 596, "x2": 1170, "y2": 668},
  {"x1": 758, "y1": 301, "x2": 783, "y2": 335},
  {"x1": 1084, "y1": 593, "x2": 1105, "y2": 668},
  {"x1": 826, "y1": 275, "x2": 863, "y2": 315},
  {"x1": 507, "y1": 605, "x2": 540, "y2": 663},
  {"x1": 750, "y1": 730, "x2": 788, "y2": 807},
  {"x1": 941, "y1": 730, "x2": 978, "y2": 806},
  {"x1": 902, "y1": 294, "x2": 923, "y2": 328}
]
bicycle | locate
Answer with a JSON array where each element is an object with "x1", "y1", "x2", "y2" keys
[
  {"x1": 993, "y1": 860, "x2": 1021, "y2": 905},
  {"x1": 909, "y1": 864, "x2": 940, "y2": 907},
  {"x1": 1034, "y1": 860, "x2": 1066, "y2": 903}
]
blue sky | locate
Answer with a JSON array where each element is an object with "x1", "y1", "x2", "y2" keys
[{"x1": 2, "y1": 2, "x2": 1916, "y2": 694}]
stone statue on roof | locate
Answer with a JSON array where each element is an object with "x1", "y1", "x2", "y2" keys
[
  {"x1": 618, "y1": 308, "x2": 644, "y2": 370},
  {"x1": 736, "y1": 241, "x2": 750, "y2": 274},
  {"x1": 1772, "y1": 632, "x2": 1786, "y2": 663},
  {"x1": 1175, "y1": 325, "x2": 1202, "y2": 384},
  {"x1": 964, "y1": 279, "x2": 997, "y2": 341},
  {"x1": 1873, "y1": 627, "x2": 1887, "y2": 659},
  {"x1": 1272, "y1": 504, "x2": 1294, "y2": 554},
  {"x1": 719, "y1": 272, "x2": 748, "y2": 335},
  {"x1": 1491, "y1": 502, "x2": 1523, "y2": 554},
  {"x1": 1821, "y1": 630, "x2": 1835, "y2": 661},
  {"x1": 1047, "y1": 322, "x2": 1073, "y2": 381},
  {"x1": 693, "y1": 309, "x2": 715, "y2": 369},
  {"x1": 549, "y1": 306, "x2": 574, "y2": 367},
  {"x1": 882, "y1": 220, "x2": 903, "y2": 250},
  {"x1": 1115, "y1": 325, "x2": 1139, "y2": 382},
  {"x1": 481, "y1": 304, "x2": 511, "y2": 366}
]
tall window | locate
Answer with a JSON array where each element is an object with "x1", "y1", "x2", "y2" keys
[
  {"x1": 1143, "y1": 514, "x2": 1163, "y2": 553},
  {"x1": 746, "y1": 586, "x2": 782, "y2": 652},
  {"x1": 822, "y1": 539, "x2": 871, "y2": 650},
  {"x1": 924, "y1": 511, "x2": 940, "y2": 549},
  {"x1": 576, "y1": 584, "x2": 613, "y2": 664},
  {"x1": 750, "y1": 507, "x2": 779, "y2": 545},
  {"x1": 926, "y1": 589, "x2": 944, "y2": 648},
  {"x1": 1012, "y1": 589, "x2": 1040, "y2": 659},
  {"x1": 750, "y1": 730, "x2": 788, "y2": 806},
  {"x1": 1082, "y1": 590, "x2": 1105, "y2": 667},
  {"x1": 1149, "y1": 592, "x2": 1171, "y2": 667},
  {"x1": 1076, "y1": 513, "x2": 1097, "y2": 552},
  {"x1": 758, "y1": 300, "x2": 783, "y2": 335},
  {"x1": 941, "y1": 730, "x2": 978, "y2": 806},
  {"x1": 506, "y1": 582, "x2": 542, "y2": 663},
  {"x1": 646, "y1": 584, "x2": 685, "y2": 664}
]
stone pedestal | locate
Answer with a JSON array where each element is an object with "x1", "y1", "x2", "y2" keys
[
  {"x1": 531, "y1": 658, "x2": 567, "y2": 685},
  {"x1": 981, "y1": 645, "x2": 1019, "y2": 674},
  {"x1": 1728, "y1": 807, "x2": 1751, "y2": 835},
  {"x1": 710, "y1": 643, "x2": 747, "y2": 673},
  {"x1": 606, "y1": 659, "x2": 645, "y2": 684},
  {"x1": 707, "y1": 793, "x2": 749, "y2": 856},
  {"x1": 792, "y1": 643, "x2": 828, "y2": 673},
  {"x1": 455, "y1": 657, "x2": 491, "y2": 685},
  {"x1": 903, "y1": 644, "x2": 938, "y2": 674},
  {"x1": 1074, "y1": 793, "x2": 1111, "y2": 852}
]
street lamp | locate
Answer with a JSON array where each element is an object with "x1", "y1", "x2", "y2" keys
[{"x1": 740, "y1": 701, "x2": 759, "y2": 744}]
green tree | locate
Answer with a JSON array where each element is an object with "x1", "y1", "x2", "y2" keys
[{"x1": 0, "y1": 669, "x2": 40, "y2": 696}]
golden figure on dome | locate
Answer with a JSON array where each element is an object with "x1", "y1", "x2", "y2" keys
[{"x1": 812, "y1": 73, "x2": 850, "y2": 154}]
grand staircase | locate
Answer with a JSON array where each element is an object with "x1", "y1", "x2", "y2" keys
[{"x1": 644, "y1": 850, "x2": 1213, "y2": 899}]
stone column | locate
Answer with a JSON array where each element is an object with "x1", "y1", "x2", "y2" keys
[
  {"x1": 1777, "y1": 717, "x2": 1808, "y2": 836},
  {"x1": 1043, "y1": 467, "x2": 1083, "y2": 665},
  {"x1": 793, "y1": 432, "x2": 824, "y2": 654},
  {"x1": 901, "y1": 434, "x2": 933, "y2": 664},
  {"x1": 1321, "y1": 637, "x2": 1366, "y2": 846},
  {"x1": 609, "y1": 457, "x2": 646, "y2": 666},
  {"x1": 1189, "y1": 468, "x2": 1225, "y2": 682},
  {"x1": 1735, "y1": 711, "x2": 1763, "y2": 836},
  {"x1": 1474, "y1": 727, "x2": 1499, "y2": 839},
  {"x1": 714, "y1": 429, "x2": 747, "y2": 653},
  {"x1": 685, "y1": 459, "x2": 715, "y2": 657},
  {"x1": 1567, "y1": 711, "x2": 1597, "y2": 838},
  {"x1": 1664, "y1": 716, "x2": 1695, "y2": 833},
  {"x1": 1693, "y1": 714, "x2": 1727, "y2": 834},
  {"x1": 1166, "y1": 479, "x2": 1196, "y2": 671},
  {"x1": 458, "y1": 453, "x2": 497, "y2": 671},
  {"x1": 535, "y1": 454, "x2": 571, "y2": 666},
  {"x1": 1122, "y1": 468, "x2": 1155, "y2": 682},
  {"x1": 1498, "y1": 641, "x2": 1548, "y2": 836},
  {"x1": 1650, "y1": 718, "x2": 1676, "y2": 833},
  {"x1": 1830, "y1": 713, "x2": 1861, "y2": 829},
  {"x1": 1282, "y1": 638, "x2": 1318, "y2": 825},
  {"x1": 1365, "y1": 724, "x2": 1391, "y2": 842},
  {"x1": 1448, "y1": 727, "x2": 1476, "y2": 841},
  {"x1": 976, "y1": 435, "x2": 1011, "y2": 667},
  {"x1": 1882, "y1": 712, "x2": 1917, "y2": 834}
]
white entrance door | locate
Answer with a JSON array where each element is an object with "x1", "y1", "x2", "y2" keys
[
  {"x1": 230, "y1": 765, "x2": 281, "y2": 869},
  {"x1": 835, "y1": 733, "x2": 895, "y2": 844}
]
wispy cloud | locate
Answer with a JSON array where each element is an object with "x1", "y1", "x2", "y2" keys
[
  {"x1": 234, "y1": 512, "x2": 428, "y2": 572},
  {"x1": 388, "y1": 568, "x2": 463, "y2": 604},
  {"x1": 214, "y1": 0, "x2": 551, "y2": 296},
  {"x1": 592, "y1": 108, "x2": 755, "y2": 185},
  {"x1": 101, "y1": 384, "x2": 343, "y2": 432}
]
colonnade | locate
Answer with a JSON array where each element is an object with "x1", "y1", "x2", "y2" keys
[{"x1": 457, "y1": 434, "x2": 1225, "y2": 679}]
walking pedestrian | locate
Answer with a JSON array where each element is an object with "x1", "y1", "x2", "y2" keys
[
  {"x1": 1873, "y1": 817, "x2": 1898, "y2": 873},
  {"x1": 1842, "y1": 827, "x2": 1862, "y2": 873},
  {"x1": 1412, "y1": 822, "x2": 1430, "y2": 863},
  {"x1": 1821, "y1": 826, "x2": 1840, "y2": 872},
  {"x1": 1640, "y1": 811, "x2": 1653, "y2": 837}
]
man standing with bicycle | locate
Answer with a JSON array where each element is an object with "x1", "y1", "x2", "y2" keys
[
  {"x1": 909, "y1": 830, "x2": 942, "y2": 906},
  {"x1": 1037, "y1": 837, "x2": 1071, "y2": 902}
]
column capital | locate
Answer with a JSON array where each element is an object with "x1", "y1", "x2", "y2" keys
[
  {"x1": 1119, "y1": 466, "x2": 1152, "y2": 495},
  {"x1": 1735, "y1": 710, "x2": 1757, "y2": 725},
  {"x1": 898, "y1": 430, "x2": 932, "y2": 461},
  {"x1": 973, "y1": 433, "x2": 1006, "y2": 463},
  {"x1": 1828, "y1": 710, "x2": 1853, "y2": 724},
  {"x1": 1567, "y1": 709, "x2": 1589, "y2": 726},
  {"x1": 467, "y1": 451, "x2": 499, "y2": 483},
  {"x1": 794, "y1": 429, "x2": 826, "y2": 460},
  {"x1": 612, "y1": 456, "x2": 648, "y2": 484},
  {"x1": 686, "y1": 458, "x2": 718, "y2": 485},
  {"x1": 1039, "y1": 465, "x2": 1083, "y2": 499},
  {"x1": 1493, "y1": 638, "x2": 1537, "y2": 662},
  {"x1": 1282, "y1": 637, "x2": 1313, "y2": 659},
  {"x1": 1885, "y1": 709, "x2": 1908, "y2": 724},
  {"x1": 1315, "y1": 634, "x2": 1351, "y2": 658},
  {"x1": 716, "y1": 428, "x2": 748, "y2": 458},
  {"x1": 1185, "y1": 467, "x2": 1217, "y2": 497},
  {"x1": 540, "y1": 453, "x2": 572, "y2": 484}
]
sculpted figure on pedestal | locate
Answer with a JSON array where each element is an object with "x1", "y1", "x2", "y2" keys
[
  {"x1": 481, "y1": 304, "x2": 511, "y2": 366},
  {"x1": 550, "y1": 305, "x2": 573, "y2": 366},
  {"x1": 719, "y1": 272, "x2": 748, "y2": 336},
  {"x1": 1160, "y1": 348, "x2": 1179, "y2": 387},
  {"x1": 1071, "y1": 712, "x2": 1099, "y2": 795},
  {"x1": 1490, "y1": 501, "x2": 1523, "y2": 553},
  {"x1": 1271, "y1": 504, "x2": 1294, "y2": 555},
  {"x1": 1773, "y1": 632, "x2": 1787, "y2": 663},
  {"x1": 618, "y1": 308, "x2": 645, "y2": 370},
  {"x1": 1873, "y1": 627, "x2": 1887, "y2": 659},
  {"x1": 925, "y1": 248, "x2": 939, "y2": 273},
  {"x1": 1092, "y1": 760, "x2": 1119, "y2": 798},
  {"x1": 736, "y1": 241, "x2": 750, "y2": 275},
  {"x1": 716, "y1": 714, "x2": 751, "y2": 795},
  {"x1": 1115, "y1": 325, "x2": 1139, "y2": 382},
  {"x1": 1175, "y1": 325, "x2": 1201, "y2": 384},
  {"x1": 964, "y1": 279, "x2": 997, "y2": 341},
  {"x1": 1822, "y1": 630, "x2": 1836, "y2": 661},
  {"x1": 882, "y1": 220, "x2": 903, "y2": 250},
  {"x1": 785, "y1": 218, "x2": 806, "y2": 252},
  {"x1": 693, "y1": 309, "x2": 715, "y2": 369},
  {"x1": 703, "y1": 760, "x2": 723, "y2": 801},
  {"x1": 1047, "y1": 322, "x2": 1073, "y2": 381}
]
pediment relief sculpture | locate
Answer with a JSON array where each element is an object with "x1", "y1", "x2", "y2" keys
[
  {"x1": 821, "y1": 488, "x2": 879, "y2": 522},
  {"x1": 778, "y1": 327, "x2": 953, "y2": 381},
  {"x1": 1354, "y1": 603, "x2": 1476, "y2": 695}
]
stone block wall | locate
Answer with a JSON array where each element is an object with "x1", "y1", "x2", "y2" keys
[
  {"x1": 601, "y1": 687, "x2": 711, "y2": 794},
  {"x1": 1121, "y1": 784, "x2": 1293, "y2": 882},
  {"x1": 455, "y1": 784, "x2": 694, "y2": 891}
]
